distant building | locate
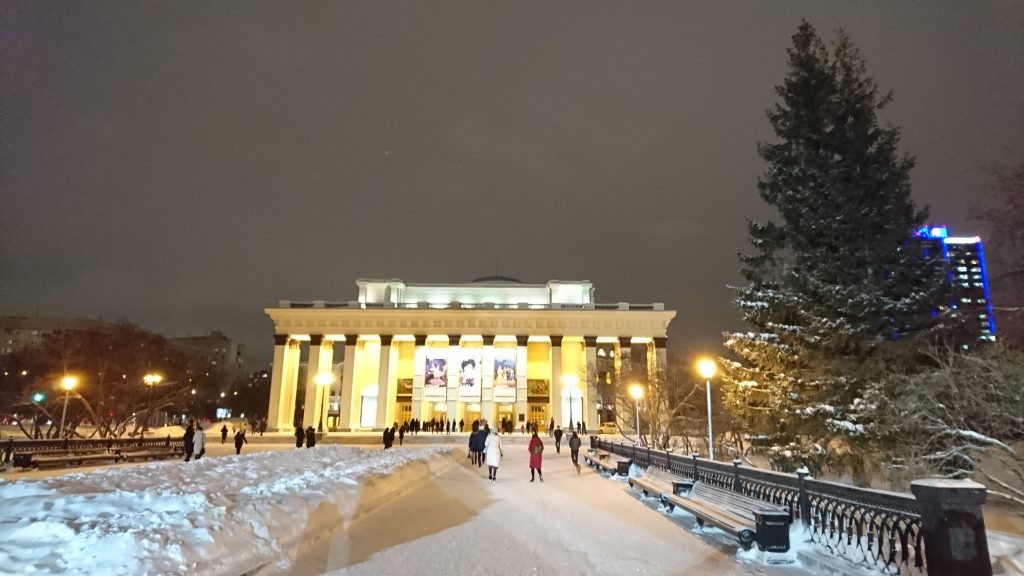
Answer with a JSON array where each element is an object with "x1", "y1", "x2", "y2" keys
[
  {"x1": 0, "y1": 316, "x2": 116, "y2": 355},
  {"x1": 168, "y1": 331, "x2": 245, "y2": 385},
  {"x1": 916, "y1": 226, "x2": 996, "y2": 342},
  {"x1": 0, "y1": 316, "x2": 244, "y2": 382},
  {"x1": 264, "y1": 277, "x2": 676, "y2": 432}
]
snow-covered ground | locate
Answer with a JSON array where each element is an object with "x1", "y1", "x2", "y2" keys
[{"x1": 0, "y1": 440, "x2": 1020, "y2": 575}]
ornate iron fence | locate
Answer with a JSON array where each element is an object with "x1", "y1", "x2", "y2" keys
[
  {"x1": 6, "y1": 436, "x2": 183, "y2": 457},
  {"x1": 592, "y1": 437, "x2": 926, "y2": 574}
]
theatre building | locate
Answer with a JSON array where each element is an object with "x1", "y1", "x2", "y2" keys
[{"x1": 264, "y1": 277, "x2": 675, "y2": 433}]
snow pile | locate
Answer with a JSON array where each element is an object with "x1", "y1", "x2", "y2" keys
[{"x1": 0, "y1": 446, "x2": 449, "y2": 576}]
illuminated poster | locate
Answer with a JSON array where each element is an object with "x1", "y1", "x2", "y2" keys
[
  {"x1": 424, "y1": 351, "x2": 447, "y2": 401},
  {"x1": 492, "y1": 348, "x2": 517, "y2": 403},
  {"x1": 458, "y1": 349, "x2": 483, "y2": 401}
]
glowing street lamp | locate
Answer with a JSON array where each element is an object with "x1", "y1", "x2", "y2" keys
[
  {"x1": 142, "y1": 373, "x2": 163, "y2": 436},
  {"x1": 59, "y1": 376, "x2": 78, "y2": 438},
  {"x1": 628, "y1": 383, "x2": 644, "y2": 443},
  {"x1": 696, "y1": 358, "x2": 717, "y2": 460},
  {"x1": 561, "y1": 374, "x2": 579, "y2": 428},
  {"x1": 315, "y1": 373, "x2": 334, "y2": 433}
]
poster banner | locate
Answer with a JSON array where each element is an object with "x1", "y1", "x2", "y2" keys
[
  {"x1": 458, "y1": 349, "x2": 483, "y2": 401},
  {"x1": 492, "y1": 348, "x2": 517, "y2": 403},
  {"x1": 424, "y1": 351, "x2": 447, "y2": 401}
]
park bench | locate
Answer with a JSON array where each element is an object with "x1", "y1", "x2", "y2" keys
[
  {"x1": 660, "y1": 481, "x2": 791, "y2": 552},
  {"x1": 116, "y1": 447, "x2": 182, "y2": 462},
  {"x1": 27, "y1": 451, "x2": 123, "y2": 469},
  {"x1": 583, "y1": 449, "x2": 632, "y2": 476},
  {"x1": 628, "y1": 466, "x2": 693, "y2": 499}
]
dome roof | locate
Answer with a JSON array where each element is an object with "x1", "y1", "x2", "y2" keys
[{"x1": 471, "y1": 275, "x2": 523, "y2": 284}]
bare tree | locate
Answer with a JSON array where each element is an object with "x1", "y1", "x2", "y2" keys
[{"x1": 865, "y1": 343, "x2": 1024, "y2": 511}]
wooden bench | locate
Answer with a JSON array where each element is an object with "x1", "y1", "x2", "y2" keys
[
  {"x1": 119, "y1": 448, "x2": 181, "y2": 462},
  {"x1": 583, "y1": 449, "x2": 632, "y2": 476},
  {"x1": 661, "y1": 482, "x2": 791, "y2": 552},
  {"x1": 28, "y1": 451, "x2": 124, "y2": 469},
  {"x1": 628, "y1": 466, "x2": 693, "y2": 499}
]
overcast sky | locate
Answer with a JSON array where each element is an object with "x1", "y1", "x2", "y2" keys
[{"x1": 2, "y1": 2, "x2": 1022, "y2": 368}]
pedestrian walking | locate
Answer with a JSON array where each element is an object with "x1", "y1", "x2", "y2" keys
[
  {"x1": 528, "y1": 431, "x2": 544, "y2": 482},
  {"x1": 568, "y1": 431, "x2": 582, "y2": 473},
  {"x1": 484, "y1": 428, "x2": 503, "y2": 483},
  {"x1": 234, "y1": 430, "x2": 247, "y2": 455},
  {"x1": 295, "y1": 426, "x2": 305, "y2": 449},
  {"x1": 548, "y1": 418, "x2": 555, "y2": 437},
  {"x1": 259, "y1": 419, "x2": 267, "y2": 436},
  {"x1": 192, "y1": 425, "x2": 207, "y2": 460},
  {"x1": 383, "y1": 426, "x2": 393, "y2": 450},
  {"x1": 183, "y1": 422, "x2": 196, "y2": 462},
  {"x1": 398, "y1": 423, "x2": 406, "y2": 446},
  {"x1": 554, "y1": 426, "x2": 563, "y2": 454},
  {"x1": 305, "y1": 426, "x2": 317, "y2": 448},
  {"x1": 3, "y1": 436, "x2": 14, "y2": 464},
  {"x1": 220, "y1": 424, "x2": 228, "y2": 444}
]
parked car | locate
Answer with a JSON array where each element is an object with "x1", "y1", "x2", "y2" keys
[{"x1": 598, "y1": 422, "x2": 618, "y2": 434}]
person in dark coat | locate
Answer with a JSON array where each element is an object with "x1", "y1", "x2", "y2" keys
[
  {"x1": 398, "y1": 423, "x2": 406, "y2": 446},
  {"x1": 554, "y1": 426, "x2": 564, "y2": 454},
  {"x1": 305, "y1": 426, "x2": 317, "y2": 448},
  {"x1": 295, "y1": 426, "x2": 305, "y2": 449},
  {"x1": 548, "y1": 418, "x2": 555, "y2": 437},
  {"x1": 234, "y1": 430, "x2": 248, "y2": 455},
  {"x1": 2, "y1": 436, "x2": 13, "y2": 464},
  {"x1": 383, "y1": 426, "x2": 393, "y2": 450},
  {"x1": 528, "y1": 432, "x2": 544, "y2": 482},
  {"x1": 220, "y1": 424, "x2": 228, "y2": 444},
  {"x1": 183, "y1": 422, "x2": 195, "y2": 462},
  {"x1": 568, "y1": 431, "x2": 582, "y2": 473},
  {"x1": 259, "y1": 419, "x2": 267, "y2": 436}
]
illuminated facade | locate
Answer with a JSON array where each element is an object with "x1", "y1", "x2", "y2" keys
[
  {"x1": 917, "y1": 226, "x2": 996, "y2": 341},
  {"x1": 264, "y1": 277, "x2": 675, "y2": 432}
]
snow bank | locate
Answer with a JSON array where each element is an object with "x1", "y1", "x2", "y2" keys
[{"x1": 0, "y1": 446, "x2": 449, "y2": 576}]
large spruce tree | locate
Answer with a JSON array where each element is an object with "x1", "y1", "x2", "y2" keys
[{"x1": 721, "y1": 22, "x2": 947, "y2": 471}]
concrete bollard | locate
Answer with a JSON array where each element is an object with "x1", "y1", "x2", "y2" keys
[{"x1": 910, "y1": 479, "x2": 992, "y2": 576}]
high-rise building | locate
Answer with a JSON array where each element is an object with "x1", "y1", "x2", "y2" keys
[{"x1": 916, "y1": 226, "x2": 996, "y2": 342}]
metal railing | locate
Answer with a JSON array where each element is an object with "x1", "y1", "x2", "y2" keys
[
  {"x1": 6, "y1": 436, "x2": 184, "y2": 457},
  {"x1": 593, "y1": 438, "x2": 926, "y2": 574}
]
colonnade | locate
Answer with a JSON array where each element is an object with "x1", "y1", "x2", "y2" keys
[{"x1": 266, "y1": 334, "x2": 668, "y2": 433}]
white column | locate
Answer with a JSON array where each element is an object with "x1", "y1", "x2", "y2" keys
[
  {"x1": 516, "y1": 336, "x2": 528, "y2": 429},
  {"x1": 280, "y1": 339, "x2": 302, "y2": 432},
  {"x1": 339, "y1": 335, "x2": 357, "y2": 431},
  {"x1": 374, "y1": 335, "x2": 394, "y2": 430},
  {"x1": 411, "y1": 335, "x2": 426, "y2": 422},
  {"x1": 266, "y1": 335, "x2": 288, "y2": 431},
  {"x1": 303, "y1": 336, "x2": 334, "y2": 430},
  {"x1": 446, "y1": 337, "x2": 459, "y2": 425},
  {"x1": 550, "y1": 336, "x2": 562, "y2": 431},
  {"x1": 482, "y1": 337, "x2": 495, "y2": 425},
  {"x1": 585, "y1": 337, "x2": 599, "y2": 433}
]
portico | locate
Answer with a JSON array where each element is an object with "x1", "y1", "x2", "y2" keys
[{"x1": 265, "y1": 277, "x2": 675, "y2": 433}]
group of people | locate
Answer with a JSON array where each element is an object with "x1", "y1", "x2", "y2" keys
[
  {"x1": 294, "y1": 426, "x2": 318, "y2": 448},
  {"x1": 401, "y1": 418, "x2": 464, "y2": 435},
  {"x1": 182, "y1": 420, "x2": 252, "y2": 459},
  {"x1": 463, "y1": 419, "x2": 584, "y2": 484}
]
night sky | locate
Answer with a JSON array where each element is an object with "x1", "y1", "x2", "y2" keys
[{"x1": 2, "y1": 2, "x2": 1022, "y2": 367}]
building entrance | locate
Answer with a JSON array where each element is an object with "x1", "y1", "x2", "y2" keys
[
  {"x1": 496, "y1": 403, "x2": 515, "y2": 434},
  {"x1": 528, "y1": 403, "x2": 548, "y2": 433}
]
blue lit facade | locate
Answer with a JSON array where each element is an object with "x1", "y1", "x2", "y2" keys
[{"x1": 916, "y1": 226, "x2": 996, "y2": 341}]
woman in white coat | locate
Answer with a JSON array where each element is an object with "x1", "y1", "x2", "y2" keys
[{"x1": 484, "y1": 428, "x2": 503, "y2": 484}]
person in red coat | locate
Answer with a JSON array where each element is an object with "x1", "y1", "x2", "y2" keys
[{"x1": 528, "y1": 431, "x2": 544, "y2": 482}]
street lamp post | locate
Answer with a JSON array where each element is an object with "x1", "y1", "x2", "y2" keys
[
  {"x1": 59, "y1": 376, "x2": 78, "y2": 439},
  {"x1": 142, "y1": 373, "x2": 163, "y2": 437},
  {"x1": 315, "y1": 373, "x2": 334, "y2": 433},
  {"x1": 628, "y1": 383, "x2": 644, "y2": 445},
  {"x1": 560, "y1": 374, "x2": 579, "y2": 429},
  {"x1": 696, "y1": 358, "x2": 717, "y2": 460}
]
